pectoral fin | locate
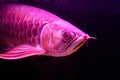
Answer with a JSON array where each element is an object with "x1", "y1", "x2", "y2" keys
[{"x1": 0, "y1": 45, "x2": 45, "y2": 60}]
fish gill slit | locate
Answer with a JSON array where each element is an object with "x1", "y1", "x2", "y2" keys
[{"x1": 36, "y1": 21, "x2": 46, "y2": 46}]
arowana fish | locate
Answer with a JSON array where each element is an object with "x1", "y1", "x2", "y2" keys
[{"x1": 0, "y1": 4, "x2": 96, "y2": 60}]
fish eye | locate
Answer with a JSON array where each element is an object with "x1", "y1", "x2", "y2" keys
[{"x1": 63, "y1": 32, "x2": 72, "y2": 42}]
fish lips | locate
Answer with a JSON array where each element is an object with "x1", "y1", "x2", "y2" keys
[{"x1": 66, "y1": 35, "x2": 87, "y2": 54}]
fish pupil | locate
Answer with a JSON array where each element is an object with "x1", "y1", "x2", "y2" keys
[{"x1": 63, "y1": 32, "x2": 71, "y2": 42}]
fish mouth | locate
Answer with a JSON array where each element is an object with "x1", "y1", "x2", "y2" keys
[
  {"x1": 72, "y1": 34, "x2": 96, "y2": 51},
  {"x1": 73, "y1": 40, "x2": 85, "y2": 50},
  {"x1": 72, "y1": 36, "x2": 86, "y2": 51},
  {"x1": 65, "y1": 35, "x2": 87, "y2": 53}
]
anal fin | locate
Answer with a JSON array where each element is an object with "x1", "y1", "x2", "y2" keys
[{"x1": 0, "y1": 45, "x2": 45, "y2": 60}]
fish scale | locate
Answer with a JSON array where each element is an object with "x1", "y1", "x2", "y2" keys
[{"x1": 0, "y1": 4, "x2": 50, "y2": 47}]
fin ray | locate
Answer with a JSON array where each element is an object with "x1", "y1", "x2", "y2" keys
[{"x1": 0, "y1": 45, "x2": 45, "y2": 60}]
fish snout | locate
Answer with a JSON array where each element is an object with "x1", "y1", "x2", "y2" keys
[{"x1": 82, "y1": 34, "x2": 96, "y2": 40}]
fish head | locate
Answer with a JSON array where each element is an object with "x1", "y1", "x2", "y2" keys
[{"x1": 41, "y1": 20, "x2": 94, "y2": 57}]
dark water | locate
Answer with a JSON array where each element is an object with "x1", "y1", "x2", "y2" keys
[{"x1": 0, "y1": 0, "x2": 120, "y2": 80}]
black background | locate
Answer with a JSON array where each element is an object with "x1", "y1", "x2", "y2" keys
[{"x1": 0, "y1": 0, "x2": 120, "y2": 80}]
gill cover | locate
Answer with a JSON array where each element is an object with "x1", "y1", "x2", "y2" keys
[{"x1": 40, "y1": 21, "x2": 79, "y2": 57}]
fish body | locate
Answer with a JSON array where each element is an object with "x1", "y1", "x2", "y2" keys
[{"x1": 0, "y1": 4, "x2": 94, "y2": 60}]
